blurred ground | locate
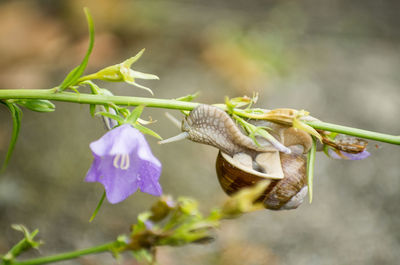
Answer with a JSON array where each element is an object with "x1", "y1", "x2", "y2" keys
[{"x1": 0, "y1": 0, "x2": 399, "y2": 265}]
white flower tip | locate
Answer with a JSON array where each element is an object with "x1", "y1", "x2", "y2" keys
[{"x1": 131, "y1": 70, "x2": 159, "y2": 80}]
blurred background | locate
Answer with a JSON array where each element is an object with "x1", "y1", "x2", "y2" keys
[{"x1": 0, "y1": 0, "x2": 399, "y2": 264}]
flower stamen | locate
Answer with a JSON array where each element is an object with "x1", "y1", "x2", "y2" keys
[
  {"x1": 113, "y1": 154, "x2": 121, "y2": 169},
  {"x1": 113, "y1": 154, "x2": 130, "y2": 170},
  {"x1": 120, "y1": 154, "x2": 130, "y2": 170}
]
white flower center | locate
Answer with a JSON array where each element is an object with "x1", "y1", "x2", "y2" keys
[{"x1": 113, "y1": 154, "x2": 130, "y2": 170}]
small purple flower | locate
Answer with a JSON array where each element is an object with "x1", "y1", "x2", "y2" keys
[
  {"x1": 327, "y1": 149, "x2": 370, "y2": 160},
  {"x1": 85, "y1": 124, "x2": 162, "y2": 204}
]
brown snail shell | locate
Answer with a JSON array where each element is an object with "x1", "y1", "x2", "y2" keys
[{"x1": 216, "y1": 151, "x2": 308, "y2": 210}]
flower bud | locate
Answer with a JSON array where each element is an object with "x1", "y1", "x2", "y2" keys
[
  {"x1": 79, "y1": 49, "x2": 159, "y2": 94},
  {"x1": 16, "y1": 99, "x2": 55, "y2": 112}
]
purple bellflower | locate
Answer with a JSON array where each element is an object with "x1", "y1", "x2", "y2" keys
[
  {"x1": 85, "y1": 124, "x2": 162, "y2": 204},
  {"x1": 327, "y1": 149, "x2": 370, "y2": 160}
]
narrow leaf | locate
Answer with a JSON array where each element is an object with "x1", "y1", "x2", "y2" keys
[
  {"x1": 96, "y1": 112, "x2": 124, "y2": 124},
  {"x1": 82, "y1": 80, "x2": 100, "y2": 94},
  {"x1": 1, "y1": 102, "x2": 22, "y2": 172},
  {"x1": 229, "y1": 96, "x2": 252, "y2": 108},
  {"x1": 306, "y1": 137, "x2": 317, "y2": 203},
  {"x1": 134, "y1": 123, "x2": 162, "y2": 140},
  {"x1": 175, "y1": 92, "x2": 199, "y2": 102},
  {"x1": 224, "y1": 97, "x2": 235, "y2": 114},
  {"x1": 126, "y1": 105, "x2": 145, "y2": 124},
  {"x1": 293, "y1": 117, "x2": 322, "y2": 142},
  {"x1": 59, "y1": 8, "x2": 95, "y2": 90}
]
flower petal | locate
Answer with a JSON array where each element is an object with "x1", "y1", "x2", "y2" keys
[
  {"x1": 129, "y1": 69, "x2": 159, "y2": 80},
  {"x1": 342, "y1": 150, "x2": 370, "y2": 160},
  {"x1": 122, "y1": 49, "x2": 145, "y2": 68},
  {"x1": 327, "y1": 148, "x2": 370, "y2": 160},
  {"x1": 92, "y1": 154, "x2": 141, "y2": 204},
  {"x1": 85, "y1": 124, "x2": 163, "y2": 203},
  {"x1": 89, "y1": 124, "x2": 142, "y2": 156},
  {"x1": 85, "y1": 155, "x2": 101, "y2": 182},
  {"x1": 138, "y1": 160, "x2": 162, "y2": 196},
  {"x1": 136, "y1": 140, "x2": 162, "y2": 196}
]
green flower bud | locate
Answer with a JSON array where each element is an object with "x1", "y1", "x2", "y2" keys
[
  {"x1": 221, "y1": 181, "x2": 269, "y2": 217},
  {"x1": 78, "y1": 49, "x2": 159, "y2": 95},
  {"x1": 16, "y1": 99, "x2": 55, "y2": 112}
]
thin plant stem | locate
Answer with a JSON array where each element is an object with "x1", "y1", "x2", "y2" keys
[
  {"x1": 6, "y1": 241, "x2": 119, "y2": 265},
  {"x1": 0, "y1": 89, "x2": 198, "y2": 110},
  {"x1": 305, "y1": 120, "x2": 400, "y2": 145},
  {"x1": 89, "y1": 191, "x2": 106, "y2": 222},
  {"x1": 0, "y1": 89, "x2": 398, "y2": 145},
  {"x1": 306, "y1": 137, "x2": 317, "y2": 204}
]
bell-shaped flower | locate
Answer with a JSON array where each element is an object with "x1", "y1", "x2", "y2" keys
[
  {"x1": 327, "y1": 148, "x2": 370, "y2": 160},
  {"x1": 85, "y1": 124, "x2": 162, "y2": 204},
  {"x1": 78, "y1": 49, "x2": 159, "y2": 95}
]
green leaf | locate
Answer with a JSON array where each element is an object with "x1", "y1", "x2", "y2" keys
[
  {"x1": 96, "y1": 112, "x2": 124, "y2": 124},
  {"x1": 234, "y1": 114, "x2": 290, "y2": 153},
  {"x1": 132, "y1": 249, "x2": 154, "y2": 263},
  {"x1": 293, "y1": 115, "x2": 322, "y2": 142},
  {"x1": 16, "y1": 99, "x2": 55, "y2": 112},
  {"x1": 126, "y1": 105, "x2": 145, "y2": 124},
  {"x1": 175, "y1": 92, "x2": 199, "y2": 102},
  {"x1": 306, "y1": 137, "x2": 317, "y2": 203},
  {"x1": 59, "y1": 8, "x2": 94, "y2": 90},
  {"x1": 82, "y1": 80, "x2": 100, "y2": 94},
  {"x1": 134, "y1": 123, "x2": 162, "y2": 140},
  {"x1": 1, "y1": 102, "x2": 22, "y2": 173},
  {"x1": 229, "y1": 96, "x2": 252, "y2": 108},
  {"x1": 224, "y1": 96, "x2": 235, "y2": 114}
]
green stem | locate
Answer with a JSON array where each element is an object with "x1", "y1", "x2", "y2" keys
[
  {"x1": 306, "y1": 137, "x2": 317, "y2": 204},
  {"x1": 6, "y1": 241, "x2": 119, "y2": 265},
  {"x1": 0, "y1": 89, "x2": 399, "y2": 145},
  {"x1": 305, "y1": 120, "x2": 400, "y2": 145},
  {"x1": 89, "y1": 191, "x2": 106, "y2": 222},
  {"x1": 0, "y1": 89, "x2": 198, "y2": 110},
  {"x1": 2, "y1": 230, "x2": 39, "y2": 263}
]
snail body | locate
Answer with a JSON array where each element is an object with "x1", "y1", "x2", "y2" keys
[
  {"x1": 181, "y1": 105, "x2": 277, "y2": 156},
  {"x1": 161, "y1": 104, "x2": 313, "y2": 210}
]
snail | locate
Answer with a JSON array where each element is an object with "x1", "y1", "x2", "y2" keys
[{"x1": 160, "y1": 104, "x2": 313, "y2": 210}]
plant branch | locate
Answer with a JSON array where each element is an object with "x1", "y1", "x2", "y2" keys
[
  {"x1": 306, "y1": 120, "x2": 400, "y2": 145},
  {"x1": 0, "y1": 89, "x2": 398, "y2": 145},
  {"x1": 4, "y1": 241, "x2": 119, "y2": 265},
  {"x1": 0, "y1": 89, "x2": 198, "y2": 110}
]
